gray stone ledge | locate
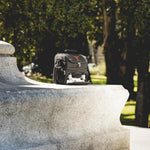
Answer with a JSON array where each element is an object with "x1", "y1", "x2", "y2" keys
[
  {"x1": 0, "y1": 84, "x2": 130, "y2": 150},
  {"x1": 0, "y1": 41, "x2": 15, "y2": 55},
  {"x1": 0, "y1": 57, "x2": 29, "y2": 85}
]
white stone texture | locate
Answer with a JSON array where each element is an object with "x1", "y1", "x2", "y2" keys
[
  {"x1": 0, "y1": 41, "x2": 15, "y2": 55},
  {"x1": 0, "y1": 85, "x2": 130, "y2": 150},
  {"x1": 0, "y1": 56, "x2": 29, "y2": 84},
  {"x1": 0, "y1": 41, "x2": 29, "y2": 84}
]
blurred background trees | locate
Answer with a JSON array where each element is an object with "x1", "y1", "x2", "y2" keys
[
  {"x1": 102, "y1": 0, "x2": 150, "y2": 127},
  {"x1": 0, "y1": 0, "x2": 150, "y2": 126}
]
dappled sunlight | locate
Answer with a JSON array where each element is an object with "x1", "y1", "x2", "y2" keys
[
  {"x1": 120, "y1": 101, "x2": 136, "y2": 126},
  {"x1": 120, "y1": 101, "x2": 150, "y2": 127},
  {"x1": 90, "y1": 75, "x2": 106, "y2": 84}
]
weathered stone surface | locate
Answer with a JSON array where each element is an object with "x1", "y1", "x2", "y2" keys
[
  {"x1": 0, "y1": 56, "x2": 30, "y2": 84},
  {"x1": 0, "y1": 84, "x2": 130, "y2": 150},
  {"x1": 0, "y1": 40, "x2": 29, "y2": 85},
  {"x1": 0, "y1": 41, "x2": 15, "y2": 55}
]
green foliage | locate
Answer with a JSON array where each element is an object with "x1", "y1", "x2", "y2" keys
[
  {"x1": 0, "y1": 0, "x2": 102, "y2": 75},
  {"x1": 0, "y1": 0, "x2": 55, "y2": 69},
  {"x1": 0, "y1": 0, "x2": 149, "y2": 77},
  {"x1": 87, "y1": 0, "x2": 103, "y2": 47},
  {"x1": 52, "y1": 0, "x2": 92, "y2": 37},
  {"x1": 134, "y1": 0, "x2": 150, "y2": 49},
  {"x1": 116, "y1": 0, "x2": 150, "y2": 50},
  {"x1": 51, "y1": 0, "x2": 103, "y2": 50},
  {"x1": 134, "y1": 1, "x2": 150, "y2": 33}
]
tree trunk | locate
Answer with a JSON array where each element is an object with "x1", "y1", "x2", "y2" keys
[
  {"x1": 103, "y1": 0, "x2": 121, "y2": 84},
  {"x1": 93, "y1": 45, "x2": 98, "y2": 65},
  {"x1": 123, "y1": 13, "x2": 136, "y2": 100},
  {"x1": 135, "y1": 56, "x2": 150, "y2": 127}
]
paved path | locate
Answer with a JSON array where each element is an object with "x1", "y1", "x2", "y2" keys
[{"x1": 125, "y1": 126, "x2": 150, "y2": 150}]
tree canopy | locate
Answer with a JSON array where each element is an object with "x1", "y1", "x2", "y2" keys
[
  {"x1": 0, "y1": 0, "x2": 149, "y2": 77},
  {"x1": 0, "y1": 0, "x2": 103, "y2": 76}
]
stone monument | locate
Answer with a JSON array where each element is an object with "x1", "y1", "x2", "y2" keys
[
  {"x1": 0, "y1": 41, "x2": 29, "y2": 85},
  {"x1": 0, "y1": 41, "x2": 130, "y2": 150}
]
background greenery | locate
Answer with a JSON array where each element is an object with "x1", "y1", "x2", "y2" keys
[{"x1": 1, "y1": 0, "x2": 149, "y2": 77}]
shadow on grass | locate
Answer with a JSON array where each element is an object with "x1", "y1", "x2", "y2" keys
[
  {"x1": 120, "y1": 114, "x2": 136, "y2": 126},
  {"x1": 121, "y1": 114, "x2": 135, "y2": 117},
  {"x1": 120, "y1": 101, "x2": 136, "y2": 126},
  {"x1": 120, "y1": 117, "x2": 135, "y2": 126},
  {"x1": 125, "y1": 103, "x2": 136, "y2": 106}
]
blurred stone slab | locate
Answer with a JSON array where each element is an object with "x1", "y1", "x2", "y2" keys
[
  {"x1": 0, "y1": 41, "x2": 15, "y2": 55},
  {"x1": 126, "y1": 126, "x2": 150, "y2": 150},
  {"x1": 0, "y1": 40, "x2": 29, "y2": 84},
  {"x1": 0, "y1": 84, "x2": 129, "y2": 150},
  {"x1": 0, "y1": 56, "x2": 30, "y2": 84}
]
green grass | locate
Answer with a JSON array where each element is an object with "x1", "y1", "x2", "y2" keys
[
  {"x1": 29, "y1": 74, "x2": 107, "y2": 85},
  {"x1": 90, "y1": 74, "x2": 107, "y2": 84},
  {"x1": 120, "y1": 101, "x2": 136, "y2": 126},
  {"x1": 120, "y1": 101, "x2": 150, "y2": 127},
  {"x1": 133, "y1": 75, "x2": 138, "y2": 92},
  {"x1": 29, "y1": 76, "x2": 53, "y2": 83}
]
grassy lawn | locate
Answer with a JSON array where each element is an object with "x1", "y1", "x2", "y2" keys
[
  {"x1": 29, "y1": 74, "x2": 150, "y2": 127},
  {"x1": 120, "y1": 101, "x2": 136, "y2": 126},
  {"x1": 120, "y1": 100, "x2": 150, "y2": 127},
  {"x1": 29, "y1": 76, "x2": 53, "y2": 83},
  {"x1": 90, "y1": 74, "x2": 107, "y2": 84}
]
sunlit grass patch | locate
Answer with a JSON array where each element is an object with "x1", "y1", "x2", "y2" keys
[
  {"x1": 90, "y1": 74, "x2": 106, "y2": 84},
  {"x1": 29, "y1": 76, "x2": 53, "y2": 83},
  {"x1": 120, "y1": 101, "x2": 150, "y2": 127},
  {"x1": 133, "y1": 75, "x2": 138, "y2": 92},
  {"x1": 120, "y1": 101, "x2": 136, "y2": 126}
]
